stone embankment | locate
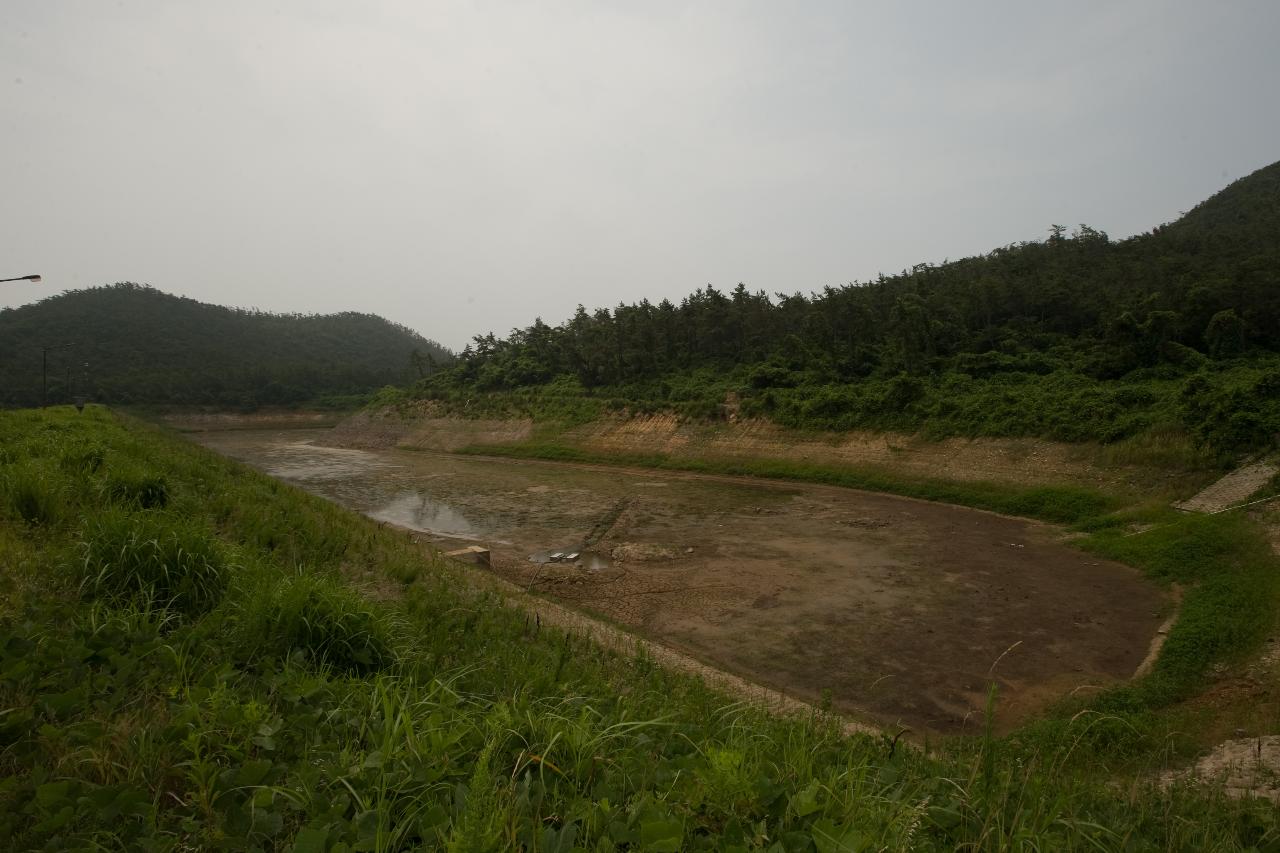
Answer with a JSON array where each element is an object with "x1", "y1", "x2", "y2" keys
[{"x1": 1174, "y1": 460, "x2": 1278, "y2": 513}]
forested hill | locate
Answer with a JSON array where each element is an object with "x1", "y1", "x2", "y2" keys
[
  {"x1": 423, "y1": 159, "x2": 1280, "y2": 454},
  {"x1": 0, "y1": 284, "x2": 451, "y2": 409}
]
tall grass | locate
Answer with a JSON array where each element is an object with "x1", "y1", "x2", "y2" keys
[
  {"x1": 101, "y1": 465, "x2": 169, "y2": 509},
  {"x1": 2, "y1": 461, "x2": 64, "y2": 527},
  {"x1": 234, "y1": 570, "x2": 398, "y2": 674},
  {"x1": 78, "y1": 509, "x2": 228, "y2": 615}
]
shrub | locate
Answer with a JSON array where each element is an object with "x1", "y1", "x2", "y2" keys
[{"x1": 1179, "y1": 367, "x2": 1280, "y2": 452}]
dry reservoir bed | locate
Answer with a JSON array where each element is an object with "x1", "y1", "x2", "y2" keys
[{"x1": 194, "y1": 428, "x2": 1168, "y2": 734}]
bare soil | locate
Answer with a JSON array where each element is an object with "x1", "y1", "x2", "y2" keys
[
  {"x1": 323, "y1": 407, "x2": 1211, "y2": 497},
  {"x1": 483, "y1": 470, "x2": 1166, "y2": 734},
  {"x1": 328, "y1": 405, "x2": 533, "y2": 451},
  {"x1": 567, "y1": 413, "x2": 1201, "y2": 495},
  {"x1": 1163, "y1": 737, "x2": 1280, "y2": 803},
  {"x1": 161, "y1": 410, "x2": 344, "y2": 432},
  {"x1": 195, "y1": 429, "x2": 1169, "y2": 736}
]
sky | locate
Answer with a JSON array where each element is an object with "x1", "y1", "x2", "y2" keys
[{"x1": 2, "y1": 2, "x2": 1278, "y2": 351}]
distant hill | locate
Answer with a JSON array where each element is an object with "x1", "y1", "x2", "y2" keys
[
  {"x1": 0, "y1": 284, "x2": 451, "y2": 409},
  {"x1": 419, "y1": 159, "x2": 1280, "y2": 454},
  {"x1": 1158, "y1": 159, "x2": 1280, "y2": 256}
]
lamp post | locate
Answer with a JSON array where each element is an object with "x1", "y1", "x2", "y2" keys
[
  {"x1": 74, "y1": 362, "x2": 90, "y2": 412},
  {"x1": 1, "y1": 274, "x2": 41, "y2": 284},
  {"x1": 41, "y1": 343, "x2": 74, "y2": 407}
]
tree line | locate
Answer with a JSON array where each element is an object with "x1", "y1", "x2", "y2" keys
[{"x1": 422, "y1": 160, "x2": 1280, "y2": 453}]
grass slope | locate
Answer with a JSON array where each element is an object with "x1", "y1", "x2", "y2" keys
[{"x1": 2, "y1": 407, "x2": 1279, "y2": 850}]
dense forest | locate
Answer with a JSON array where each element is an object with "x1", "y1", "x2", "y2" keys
[
  {"x1": 422, "y1": 160, "x2": 1280, "y2": 454},
  {"x1": 0, "y1": 284, "x2": 450, "y2": 409}
]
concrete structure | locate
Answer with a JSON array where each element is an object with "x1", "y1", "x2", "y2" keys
[{"x1": 445, "y1": 545, "x2": 491, "y2": 567}]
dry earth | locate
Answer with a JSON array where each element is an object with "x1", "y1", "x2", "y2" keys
[
  {"x1": 195, "y1": 428, "x2": 1170, "y2": 736},
  {"x1": 325, "y1": 406, "x2": 1207, "y2": 496},
  {"x1": 161, "y1": 411, "x2": 344, "y2": 432},
  {"x1": 482, "y1": 479, "x2": 1166, "y2": 735}
]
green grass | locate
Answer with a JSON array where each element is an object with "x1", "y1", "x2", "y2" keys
[
  {"x1": 2, "y1": 461, "x2": 65, "y2": 527},
  {"x1": 101, "y1": 465, "x2": 170, "y2": 509},
  {"x1": 1086, "y1": 512, "x2": 1280, "y2": 706},
  {"x1": 1, "y1": 406, "x2": 1278, "y2": 849},
  {"x1": 234, "y1": 571, "x2": 398, "y2": 674},
  {"x1": 78, "y1": 509, "x2": 228, "y2": 616}
]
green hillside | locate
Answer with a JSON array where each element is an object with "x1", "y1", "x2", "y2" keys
[
  {"x1": 0, "y1": 284, "x2": 451, "y2": 409},
  {"x1": 418, "y1": 160, "x2": 1280, "y2": 456}
]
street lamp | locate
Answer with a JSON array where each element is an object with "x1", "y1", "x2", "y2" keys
[
  {"x1": 74, "y1": 362, "x2": 90, "y2": 412},
  {"x1": 40, "y1": 343, "x2": 74, "y2": 407},
  {"x1": 1, "y1": 274, "x2": 41, "y2": 284}
]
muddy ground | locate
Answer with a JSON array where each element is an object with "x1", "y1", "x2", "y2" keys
[{"x1": 194, "y1": 428, "x2": 1169, "y2": 734}]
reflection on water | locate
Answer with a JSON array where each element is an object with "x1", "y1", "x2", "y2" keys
[
  {"x1": 207, "y1": 434, "x2": 510, "y2": 542},
  {"x1": 193, "y1": 428, "x2": 787, "y2": 553},
  {"x1": 369, "y1": 491, "x2": 490, "y2": 541}
]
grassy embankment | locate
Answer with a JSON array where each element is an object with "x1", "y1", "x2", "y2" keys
[{"x1": 3, "y1": 407, "x2": 1279, "y2": 849}]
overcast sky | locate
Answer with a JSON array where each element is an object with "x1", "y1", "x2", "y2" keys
[{"x1": 3, "y1": 2, "x2": 1278, "y2": 350}]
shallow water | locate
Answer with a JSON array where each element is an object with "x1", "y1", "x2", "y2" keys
[
  {"x1": 202, "y1": 432, "x2": 509, "y2": 542},
  {"x1": 194, "y1": 428, "x2": 795, "y2": 553}
]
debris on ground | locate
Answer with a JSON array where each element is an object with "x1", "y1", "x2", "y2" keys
[{"x1": 1163, "y1": 737, "x2": 1280, "y2": 803}]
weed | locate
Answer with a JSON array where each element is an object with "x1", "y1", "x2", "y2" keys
[
  {"x1": 78, "y1": 509, "x2": 227, "y2": 615},
  {"x1": 102, "y1": 465, "x2": 170, "y2": 509},
  {"x1": 2, "y1": 462, "x2": 64, "y2": 527},
  {"x1": 237, "y1": 571, "x2": 397, "y2": 674},
  {"x1": 59, "y1": 441, "x2": 106, "y2": 474}
]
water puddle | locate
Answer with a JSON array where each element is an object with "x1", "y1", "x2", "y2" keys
[{"x1": 368, "y1": 491, "x2": 502, "y2": 542}]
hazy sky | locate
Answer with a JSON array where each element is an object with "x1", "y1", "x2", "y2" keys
[{"x1": 3, "y1": 2, "x2": 1278, "y2": 350}]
